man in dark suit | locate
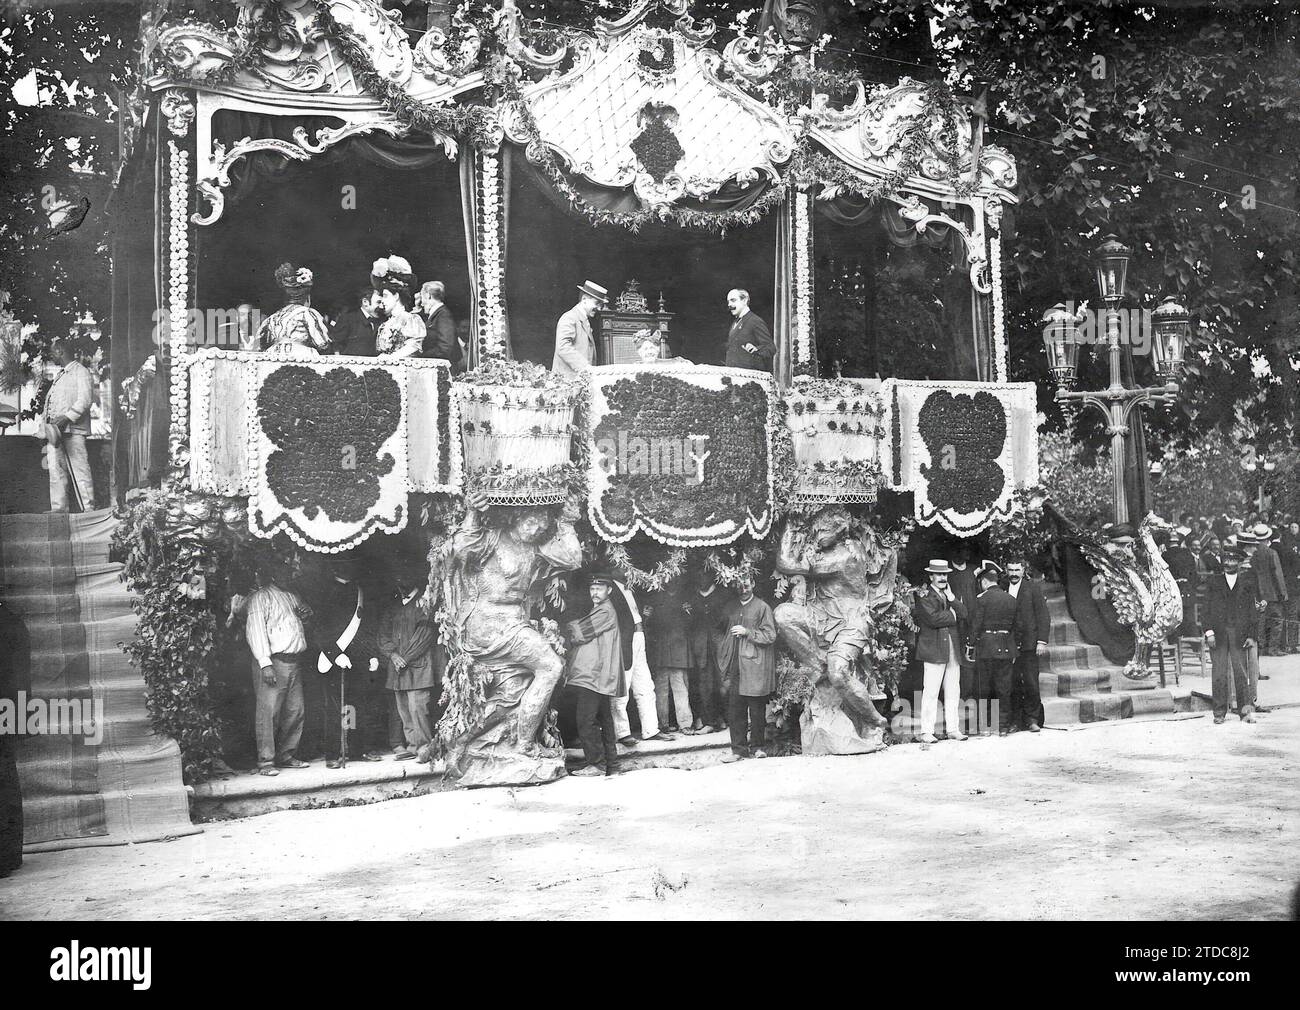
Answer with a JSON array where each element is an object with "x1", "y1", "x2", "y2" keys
[
  {"x1": 723, "y1": 288, "x2": 774, "y2": 372},
  {"x1": 967, "y1": 561, "x2": 1018, "y2": 737},
  {"x1": 1203, "y1": 546, "x2": 1258, "y2": 724},
  {"x1": 1162, "y1": 529, "x2": 1200, "y2": 638},
  {"x1": 948, "y1": 545, "x2": 979, "y2": 703},
  {"x1": 418, "y1": 280, "x2": 463, "y2": 372},
  {"x1": 912, "y1": 560, "x2": 968, "y2": 744},
  {"x1": 1246, "y1": 524, "x2": 1288, "y2": 655},
  {"x1": 1007, "y1": 559, "x2": 1049, "y2": 733},
  {"x1": 329, "y1": 287, "x2": 379, "y2": 356}
]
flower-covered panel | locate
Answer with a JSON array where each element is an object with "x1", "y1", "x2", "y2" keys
[
  {"x1": 885, "y1": 379, "x2": 1039, "y2": 536},
  {"x1": 585, "y1": 364, "x2": 775, "y2": 546}
]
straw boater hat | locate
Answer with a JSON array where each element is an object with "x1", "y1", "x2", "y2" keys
[
  {"x1": 577, "y1": 280, "x2": 609, "y2": 306},
  {"x1": 1249, "y1": 523, "x2": 1274, "y2": 542},
  {"x1": 924, "y1": 559, "x2": 954, "y2": 575}
]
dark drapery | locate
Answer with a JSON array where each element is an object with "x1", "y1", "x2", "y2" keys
[
  {"x1": 211, "y1": 111, "x2": 455, "y2": 204},
  {"x1": 109, "y1": 114, "x2": 165, "y2": 495}
]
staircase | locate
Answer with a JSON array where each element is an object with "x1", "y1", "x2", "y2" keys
[
  {"x1": 0, "y1": 510, "x2": 197, "y2": 850},
  {"x1": 1039, "y1": 582, "x2": 1179, "y2": 725}
]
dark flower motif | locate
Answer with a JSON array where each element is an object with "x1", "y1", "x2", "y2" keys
[
  {"x1": 258, "y1": 365, "x2": 400, "y2": 523},
  {"x1": 917, "y1": 389, "x2": 1007, "y2": 514}
]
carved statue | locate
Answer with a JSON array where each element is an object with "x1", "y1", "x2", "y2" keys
[
  {"x1": 439, "y1": 492, "x2": 583, "y2": 786},
  {"x1": 1065, "y1": 512, "x2": 1183, "y2": 680},
  {"x1": 774, "y1": 506, "x2": 897, "y2": 754}
]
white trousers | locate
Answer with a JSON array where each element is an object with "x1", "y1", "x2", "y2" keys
[
  {"x1": 653, "y1": 666, "x2": 693, "y2": 729},
  {"x1": 612, "y1": 630, "x2": 659, "y2": 739},
  {"x1": 47, "y1": 434, "x2": 93, "y2": 512},
  {"x1": 921, "y1": 637, "x2": 962, "y2": 735}
]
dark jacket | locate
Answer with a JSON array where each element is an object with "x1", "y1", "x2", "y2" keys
[
  {"x1": 329, "y1": 308, "x2": 378, "y2": 357},
  {"x1": 421, "y1": 303, "x2": 462, "y2": 371},
  {"x1": 688, "y1": 585, "x2": 733, "y2": 671},
  {"x1": 565, "y1": 599, "x2": 625, "y2": 697},
  {"x1": 715, "y1": 595, "x2": 778, "y2": 697},
  {"x1": 1251, "y1": 544, "x2": 1288, "y2": 602},
  {"x1": 949, "y1": 565, "x2": 978, "y2": 666},
  {"x1": 969, "y1": 586, "x2": 1019, "y2": 660},
  {"x1": 913, "y1": 586, "x2": 967, "y2": 664},
  {"x1": 1010, "y1": 578, "x2": 1050, "y2": 654},
  {"x1": 645, "y1": 588, "x2": 693, "y2": 670},
  {"x1": 1202, "y1": 571, "x2": 1259, "y2": 641},
  {"x1": 724, "y1": 310, "x2": 775, "y2": 372},
  {"x1": 1164, "y1": 546, "x2": 1199, "y2": 588},
  {"x1": 1279, "y1": 537, "x2": 1300, "y2": 596}
]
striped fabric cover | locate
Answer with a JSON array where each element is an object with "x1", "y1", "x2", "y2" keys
[{"x1": 0, "y1": 510, "x2": 197, "y2": 851}]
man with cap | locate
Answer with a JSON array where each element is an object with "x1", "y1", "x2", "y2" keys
[
  {"x1": 565, "y1": 572, "x2": 626, "y2": 776},
  {"x1": 1246, "y1": 524, "x2": 1289, "y2": 655},
  {"x1": 1162, "y1": 527, "x2": 1201, "y2": 638},
  {"x1": 912, "y1": 560, "x2": 968, "y2": 744},
  {"x1": 1203, "y1": 546, "x2": 1258, "y2": 724},
  {"x1": 1007, "y1": 558, "x2": 1050, "y2": 732},
  {"x1": 967, "y1": 561, "x2": 1018, "y2": 736},
  {"x1": 553, "y1": 280, "x2": 608, "y2": 375}
]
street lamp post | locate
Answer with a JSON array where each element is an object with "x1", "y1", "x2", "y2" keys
[{"x1": 1041, "y1": 235, "x2": 1188, "y2": 525}]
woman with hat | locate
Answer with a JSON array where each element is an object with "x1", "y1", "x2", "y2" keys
[
  {"x1": 912, "y1": 559, "x2": 969, "y2": 744},
  {"x1": 257, "y1": 262, "x2": 332, "y2": 358},
  {"x1": 632, "y1": 327, "x2": 691, "y2": 365},
  {"x1": 371, "y1": 256, "x2": 426, "y2": 358}
]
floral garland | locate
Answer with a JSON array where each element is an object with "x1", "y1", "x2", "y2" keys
[
  {"x1": 603, "y1": 543, "x2": 690, "y2": 593},
  {"x1": 118, "y1": 355, "x2": 158, "y2": 421},
  {"x1": 990, "y1": 228, "x2": 1007, "y2": 382},
  {"x1": 17, "y1": 376, "x2": 52, "y2": 424},
  {"x1": 313, "y1": 2, "x2": 494, "y2": 147},
  {"x1": 475, "y1": 148, "x2": 508, "y2": 359},
  {"x1": 705, "y1": 543, "x2": 768, "y2": 588},
  {"x1": 464, "y1": 461, "x2": 580, "y2": 504},
  {"x1": 792, "y1": 191, "x2": 813, "y2": 374},
  {"x1": 167, "y1": 140, "x2": 191, "y2": 466}
]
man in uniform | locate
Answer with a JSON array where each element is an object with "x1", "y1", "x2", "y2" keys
[{"x1": 967, "y1": 561, "x2": 1018, "y2": 737}]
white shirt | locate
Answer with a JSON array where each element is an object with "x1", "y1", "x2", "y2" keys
[
  {"x1": 1225, "y1": 573, "x2": 1238, "y2": 590},
  {"x1": 1008, "y1": 580, "x2": 1022, "y2": 599}
]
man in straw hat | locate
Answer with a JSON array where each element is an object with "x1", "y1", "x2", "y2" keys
[
  {"x1": 553, "y1": 280, "x2": 608, "y2": 376},
  {"x1": 42, "y1": 334, "x2": 95, "y2": 512},
  {"x1": 1246, "y1": 523, "x2": 1289, "y2": 655},
  {"x1": 1203, "y1": 546, "x2": 1258, "y2": 725},
  {"x1": 912, "y1": 559, "x2": 968, "y2": 744},
  {"x1": 566, "y1": 571, "x2": 626, "y2": 777}
]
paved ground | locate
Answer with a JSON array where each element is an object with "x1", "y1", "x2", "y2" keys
[{"x1": 3, "y1": 657, "x2": 1298, "y2": 921}]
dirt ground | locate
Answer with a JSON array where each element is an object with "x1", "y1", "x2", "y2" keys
[{"x1": 2, "y1": 696, "x2": 1297, "y2": 921}]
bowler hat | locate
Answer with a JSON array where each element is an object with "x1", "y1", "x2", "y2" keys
[
  {"x1": 577, "y1": 280, "x2": 609, "y2": 305},
  {"x1": 924, "y1": 559, "x2": 954, "y2": 575}
]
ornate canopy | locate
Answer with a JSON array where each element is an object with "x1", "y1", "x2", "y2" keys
[{"x1": 143, "y1": 0, "x2": 1017, "y2": 225}]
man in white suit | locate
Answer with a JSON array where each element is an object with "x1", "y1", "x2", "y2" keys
[{"x1": 552, "y1": 280, "x2": 608, "y2": 375}]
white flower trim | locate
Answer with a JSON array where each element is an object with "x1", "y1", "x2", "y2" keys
[
  {"x1": 247, "y1": 357, "x2": 410, "y2": 553},
  {"x1": 476, "y1": 150, "x2": 507, "y2": 360},
  {"x1": 583, "y1": 364, "x2": 776, "y2": 547},
  {"x1": 167, "y1": 141, "x2": 191, "y2": 457},
  {"x1": 881, "y1": 379, "x2": 1038, "y2": 536},
  {"x1": 792, "y1": 192, "x2": 813, "y2": 371},
  {"x1": 990, "y1": 231, "x2": 1007, "y2": 383},
  {"x1": 185, "y1": 351, "x2": 461, "y2": 502}
]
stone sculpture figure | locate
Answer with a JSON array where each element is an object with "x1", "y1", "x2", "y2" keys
[
  {"x1": 440, "y1": 492, "x2": 582, "y2": 786},
  {"x1": 775, "y1": 506, "x2": 897, "y2": 754}
]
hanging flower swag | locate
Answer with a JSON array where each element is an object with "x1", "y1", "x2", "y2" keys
[
  {"x1": 705, "y1": 544, "x2": 769, "y2": 588},
  {"x1": 604, "y1": 543, "x2": 690, "y2": 593}
]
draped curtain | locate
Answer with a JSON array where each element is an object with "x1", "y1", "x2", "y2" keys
[{"x1": 773, "y1": 193, "x2": 793, "y2": 387}]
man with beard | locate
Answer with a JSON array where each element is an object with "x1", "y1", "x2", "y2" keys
[
  {"x1": 1007, "y1": 559, "x2": 1049, "y2": 733},
  {"x1": 912, "y1": 560, "x2": 968, "y2": 744},
  {"x1": 723, "y1": 288, "x2": 774, "y2": 372}
]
